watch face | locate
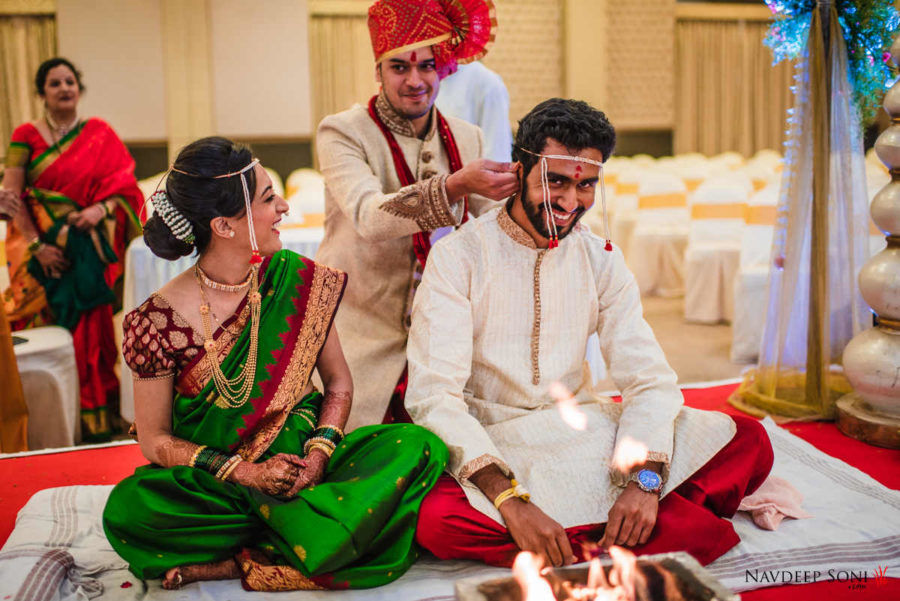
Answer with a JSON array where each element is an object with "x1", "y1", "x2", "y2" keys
[{"x1": 637, "y1": 469, "x2": 661, "y2": 490}]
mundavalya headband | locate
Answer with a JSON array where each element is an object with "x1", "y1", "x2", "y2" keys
[
  {"x1": 517, "y1": 148, "x2": 612, "y2": 251},
  {"x1": 149, "y1": 159, "x2": 262, "y2": 263}
]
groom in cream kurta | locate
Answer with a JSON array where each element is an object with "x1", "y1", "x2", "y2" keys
[{"x1": 407, "y1": 99, "x2": 773, "y2": 568}]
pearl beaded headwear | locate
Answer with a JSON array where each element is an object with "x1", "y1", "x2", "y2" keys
[
  {"x1": 149, "y1": 189, "x2": 195, "y2": 245},
  {"x1": 516, "y1": 148, "x2": 612, "y2": 251},
  {"x1": 150, "y1": 159, "x2": 262, "y2": 263}
]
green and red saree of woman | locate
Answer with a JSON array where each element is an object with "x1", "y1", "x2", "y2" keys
[
  {"x1": 103, "y1": 251, "x2": 448, "y2": 590},
  {"x1": 5, "y1": 118, "x2": 143, "y2": 439}
]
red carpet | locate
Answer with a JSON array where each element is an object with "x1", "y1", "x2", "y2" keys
[{"x1": 1, "y1": 383, "x2": 897, "y2": 600}]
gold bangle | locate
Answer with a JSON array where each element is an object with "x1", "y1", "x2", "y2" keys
[
  {"x1": 215, "y1": 454, "x2": 242, "y2": 480},
  {"x1": 188, "y1": 445, "x2": 207, "y2": 467},
  {"x1": 218, "y1": 455, "x2": 243, "y2": 481},
  {"x1": 305, "y1": 442, "x2": 334, "y2": 459},
  {"x1": 303, "y1": 437, "x2": 336, "y2": 454}
]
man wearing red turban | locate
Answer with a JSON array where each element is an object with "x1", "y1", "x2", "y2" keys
[{"x1": 315, "y1": 0, "x2": 518, "y2": 430}]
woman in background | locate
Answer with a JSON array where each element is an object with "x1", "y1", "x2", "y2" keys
[
  {"x1": 103, "y1": 136, "x2": 447, "y2": 591},
  {"x1": 1, "y1": 57, "x2": 143, "y2": 440}
]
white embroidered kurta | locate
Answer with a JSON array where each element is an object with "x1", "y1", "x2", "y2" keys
[
  {"x1": 315, "y1": 94, "x2": 496, "y2": 430},
  {"x1": 406, "y1": 208, "x2": 737, "y2": 528}
]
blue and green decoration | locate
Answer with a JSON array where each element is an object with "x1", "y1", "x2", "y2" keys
[{"x1": 764, "y1": 0, "x2": 900, "y2": 124}]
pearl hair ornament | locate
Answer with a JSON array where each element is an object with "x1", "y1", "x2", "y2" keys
[{"x1": 149, "y1": 190, "x2": 195, "y2": 245}]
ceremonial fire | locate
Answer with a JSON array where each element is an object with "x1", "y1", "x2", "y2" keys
[{"x1": 469, "y1": 546, "x2": 701, "y2": 601}]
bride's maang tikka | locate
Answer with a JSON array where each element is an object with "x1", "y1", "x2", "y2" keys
[{"x1": 516, "y1": 148, "x2": 612, "y2": 251}]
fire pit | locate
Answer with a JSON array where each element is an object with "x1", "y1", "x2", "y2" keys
[{"x1": 455, "y1": 551, "x2": 739, "y2": 601}]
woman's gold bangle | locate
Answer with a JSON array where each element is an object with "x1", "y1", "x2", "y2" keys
[
  {"x1": 306, "y1": 442, "x2": 334, "y2": 459},
  {"x1": 188, "y1": 445, "x2": 207, "y2": 467}
]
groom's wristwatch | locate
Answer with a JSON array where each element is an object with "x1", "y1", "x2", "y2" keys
[{"x1": 628, "y1": 469, "x2": 663, "y2": 494}]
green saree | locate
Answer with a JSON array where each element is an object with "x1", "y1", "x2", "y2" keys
[{"x1": 102, "y1": 250, "x2": 449, "y2": 590}]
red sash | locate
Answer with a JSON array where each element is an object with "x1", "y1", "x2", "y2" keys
[{"x1": 367, "y1": 95, "x2": 468, "y2": 266}]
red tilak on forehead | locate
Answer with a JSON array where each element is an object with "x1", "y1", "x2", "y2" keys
[
  {"x1": 574, "y1": 164, "x2": 582, "y2": 179},
  {"x1": 410, "y1": 51, "x2": 417, "y2": 62}
]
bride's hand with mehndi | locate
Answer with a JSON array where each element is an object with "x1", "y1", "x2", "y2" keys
[
  {"x1": 284, "y1": 449, "x2": 328, "y2": 497},
  {"x1": 231, "y1": 453, "x2": 306, "y2": 496}
]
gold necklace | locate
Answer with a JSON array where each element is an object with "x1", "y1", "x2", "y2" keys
[
  {"x1": 195, "y1": 264, "x2": 262, "y2": 409},
  {"x1": 196, "y1": 263, "x2": 253, "y2": 292}
]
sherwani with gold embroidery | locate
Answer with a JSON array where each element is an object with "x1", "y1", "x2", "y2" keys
[
  {"x1": 315, "y1": 94, "x2": 495, "y2": 430},
  {"x1": 406, "y1": 208, "x2": 737, "y2": 528}
]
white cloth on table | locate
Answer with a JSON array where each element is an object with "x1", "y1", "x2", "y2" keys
[
  {"x1": 118, "y1": 228, "x2": 325, "y2": 422},
  {"x1": 12, "y1": 326, "x2": 80, "y2": 450},
  {"x1": 406, "y1": 208, "x2": 734, "y2": 527}
]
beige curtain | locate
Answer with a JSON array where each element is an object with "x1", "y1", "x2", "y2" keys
[
  {"x1": 0, "y1": 15, "x2": 56, "y2": 162},
  {"x1": 675, "y1": 19, "x2": 793, "y2": 156},
  {"x1": 308, "y1": 15, "x2": 378, "y2": 133}
]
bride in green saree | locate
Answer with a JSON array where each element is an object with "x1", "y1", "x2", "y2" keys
[{"x1": 102, "y1": 137, "x2": 448, "y2": 591}]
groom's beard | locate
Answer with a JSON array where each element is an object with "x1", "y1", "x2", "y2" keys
[{"x1": 521, "y1": 191, "x2": 585, "y2": 240}]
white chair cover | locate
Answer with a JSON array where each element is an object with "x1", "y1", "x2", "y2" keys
[
  {"x1": 607, "y1": 167, "x2": 642, "y2": 257},
  {"x1": 13, "y1": 326, "x2": 80, "y2": 449},
  {"x1": 683, "y1": 176, "x2": 750, "y2": 323},
  {"x1": 625, "y1": 172, "x2": 689, "y2": 297},
  {"x1": 731, "y1": 184, "x2": 778, "y2": 362},
  {"x1": 284, "y1": 168, "x2": 326, "y2": 228}
]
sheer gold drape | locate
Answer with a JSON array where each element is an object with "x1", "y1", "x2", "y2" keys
[
  {"x1": 675, "y1": 18, "x2": 793, "y2": 156},
  {"x1": 0, "y1": 15, "x2": 56, "y2": 161}
]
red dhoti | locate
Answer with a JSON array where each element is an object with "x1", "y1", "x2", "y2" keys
[{"x1": 415, "y1": 415, "x2": 773, "y2": 566}]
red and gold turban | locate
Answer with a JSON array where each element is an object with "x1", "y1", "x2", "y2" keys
[{"x1": 367, "y1": 0, "x2": 496, "y2": 76}]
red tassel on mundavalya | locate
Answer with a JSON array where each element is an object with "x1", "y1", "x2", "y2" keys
[
  {"x1": 249, "y1": 251, "x2": 263, "y2": 265},
  {"x1": 605, "y1": 240, "x2": 613, "y2": 251},
  {"x1": 548, "y1": 237, "x2": 559, "y2": 249}
]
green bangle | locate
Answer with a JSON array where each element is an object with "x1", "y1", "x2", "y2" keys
[
  {"x1": 26, "y1": 237, "x2": 43, "y2": 254},
  {"x1": 313, "y1": 426, "x2": 343, "y2": 445}
]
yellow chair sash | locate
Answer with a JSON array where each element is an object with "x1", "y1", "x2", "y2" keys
[
  {"x1": 684, "y1": 178, "x2": 704, "y2": 192},
  {"x1": 615, "y1": 182, "x2": 639, "y2": 195},
  {"x1": 744, "y1": 205, "x2": 777, "y2": 225},
  {"x1": 690, "y1": 202, "x2": 746, "y2": 220},
  {"x1": 638, "y1": 193, "x2": 687, "y2": 210}
]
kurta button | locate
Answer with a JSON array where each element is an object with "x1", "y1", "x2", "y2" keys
[
  {"x1": 421, "y1": 150, "x2": 433, "y2": 162},
  {"x1": 422, "y1": 170, "x2": 437, "y2": 179}
]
